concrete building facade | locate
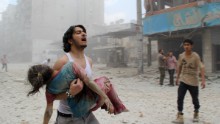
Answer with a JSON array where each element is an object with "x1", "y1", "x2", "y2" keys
[
  {"x1": 143, "y1": 0, "x2": 220, "y2": 73},
  {"x1": 87, "y1": 23, "x2": 158, "y2": 67},
  {"x1": 0, "y1": 0, "x2": 104, "y2": 63}
]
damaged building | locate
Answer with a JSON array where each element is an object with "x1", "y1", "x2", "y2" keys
[{"x1": 143, "y1": 0, "x2": 220, "y2": 73}]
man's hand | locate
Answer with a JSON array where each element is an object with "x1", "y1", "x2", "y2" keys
[
  {"x1": 175, "y1": 77, "x2": 179, "y2": 86},
  {"x1": 69, "y1": 78, "x2": 84, "y2": 96},
  {"x1": 201, "y1": 81, "x2": 206, "y2": 89},
  {"x1": 54, "y1": 79, "x2": 83, "y2": 100}
]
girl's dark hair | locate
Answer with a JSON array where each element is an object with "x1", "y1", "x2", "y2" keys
[
  {"x1": 63, "y1": 25, "x2": 86, "y2": 52},
  {"x1": 27, "y1": 65, "x2": 53, "y2": 96}
]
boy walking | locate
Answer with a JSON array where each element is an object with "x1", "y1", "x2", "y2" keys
[{"x1": 173, "y1": 39, "x2": 206, "y2": 123}]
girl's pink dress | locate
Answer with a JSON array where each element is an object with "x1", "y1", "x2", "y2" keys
[
  {"x1": 74, "y1": 62, "x2": 128, "y2": 114},
  {"x1": 92, "y1": 76, "x2": 128, "y2": 114}
]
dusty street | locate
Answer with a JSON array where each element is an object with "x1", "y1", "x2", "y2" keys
[{"x1": 0, "y1": 63, "x2": 220, "y2": 124}]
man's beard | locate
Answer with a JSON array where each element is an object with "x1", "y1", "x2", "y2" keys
[{"x1": 72, "y1": 40, "x2": 87, "y2": 49}]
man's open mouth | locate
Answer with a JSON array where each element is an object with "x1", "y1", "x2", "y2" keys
[{"x1": 82, "y1": 37, "x2": 87, "y2": 41}]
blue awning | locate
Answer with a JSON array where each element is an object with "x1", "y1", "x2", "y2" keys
[{"x1": 143, "y1": 2, "x2": 220, "y2": 35}]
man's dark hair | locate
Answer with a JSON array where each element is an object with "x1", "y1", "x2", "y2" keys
[
  {"x1": 63, "y1": 25, "x2": 86, "y2": 52},
  {"x1": 158, "y1": 49, "x2": 163, "y2": 53},
  {"x1": 183, "y1": 39, "x2": 193, "y2": 45}
]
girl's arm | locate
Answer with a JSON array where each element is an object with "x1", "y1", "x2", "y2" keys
[
  {"x1": 73, "y1": 63, "x2": 114, "y2": 113},
  {"x1": 86, "y1": 78, "x2": 114, "y2": 113},
  {"x1": 43, "y1": 91, "x2": 55, "y2": 124},
  {"x1": 43, "y1": 103, "x2": 53, "y2": 124}
]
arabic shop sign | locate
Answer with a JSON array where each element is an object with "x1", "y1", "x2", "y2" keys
[{"x1": 143, "y1": 2, "x2": 220, "y2": 35}]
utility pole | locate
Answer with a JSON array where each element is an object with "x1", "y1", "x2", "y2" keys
[{"x1": 137, "y1": 0, "x2": 144, "y2": 74}]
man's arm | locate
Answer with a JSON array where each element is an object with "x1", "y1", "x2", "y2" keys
[
  {"x1": 198, "y1": 58, "x2": 206, "y2": 89},
  {"x1": 200, "y1": 67, "x2": 206, "y2": 89},
  {"x1": 52, "y1": 56, "x2": 84, "y2": 99},
  {"x1": 52, "y1": 56, "x2": 69, "y2": 100},
  {"x1": 53, "y1": 56, "x2": 68, "y2": 71},
  {"x1": 176, "y1": 65, "x2": 182, "y2": 85}
]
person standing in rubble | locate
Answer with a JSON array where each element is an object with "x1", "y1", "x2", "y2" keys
[
  {"x1": 158, "y1": 49, "x2": 167, "y2": 85},
  {"x1": 166, "y1": 51, "x2": 177, "y2": 86},
  {"x1": 172, "y1": 39, "x2": 206, "y2": 123},
  {"x1": 1, "y1": 54, "x2": 8, "y2": 72}
]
